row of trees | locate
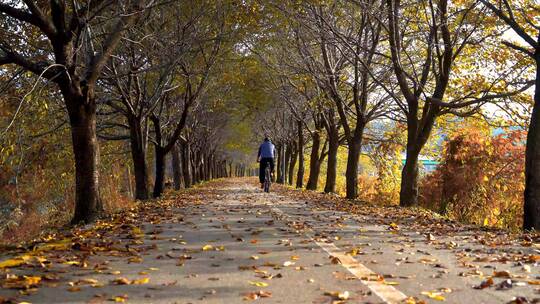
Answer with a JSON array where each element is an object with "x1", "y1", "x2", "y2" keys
[
  {"x1": 2, "y1": 0, "x2": 540, "y2": 231},
  {"x1": 0, "y1": 0, "x2": 257, "y2": 224},
  {"x1": 248, "y1": 0, "x2": 538, "y2": 229}
]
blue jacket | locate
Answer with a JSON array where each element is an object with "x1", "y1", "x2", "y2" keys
[{"x1": 258, "y1": 140, "x2": 275, "y2": 159}]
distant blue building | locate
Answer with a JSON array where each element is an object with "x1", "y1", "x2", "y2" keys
[{"x1": 401, "y1": 154, "x2": 439, "y2": 174}]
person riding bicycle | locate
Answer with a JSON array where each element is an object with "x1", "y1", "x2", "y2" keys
[{"x1": 257, "y1": 137, "x2": 275, "y2": 189}]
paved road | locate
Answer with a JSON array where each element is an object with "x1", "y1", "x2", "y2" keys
[{"x1": 1, "y1": 181, "x2": 539, "y2": 303}]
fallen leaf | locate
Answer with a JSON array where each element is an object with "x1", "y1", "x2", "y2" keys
[
  {"x1": 1, "y1": 275, "x2": 41, "y2": 290},
  {"x1": 388, "y1": 222, "x2": 399, "y2": 230},
  {"x1": 324, "y1": 291, "x2": 350, "y2": 300},
  {"x1": 497, "y1": 279, "x2": 513, "y2": 290},
  {"x1": 202, "y1": 244, "x2": 214, "y2": 251},
  {"x1": 421, "y1": 291, "x2": 445, "y2": 301},
  {"x1": 493, "y1": 270, "x2": 511, "y2": 278},
  {"x1": 509, "y1": 296, "x2": 530, "y2": 304},
  {"x1": 258, "y1": 290, "x2": 272, "y2": 298},
  {"x1": 0, "y1": 256, "x2": 28, "y2": 269},
  {"x1": 110, "y1": 295, "x2": 128, "y2": 302},
  {"x1": 128, "y1": 256, "x2": 143, "y2": 263},
  {"x1": 346, "y1": 248, "x2": 361, "y2": 256},
  {"x1": 249, "y1": 281, "x2": 268, "y2": 287},
  {"x1": 330, "y1": 256, "x2": 341, "y2": 264},
  {"x1": 243, "y1": 290, "x2": 272, "y2": 300},
  {"x1": 474, "y1": 277, "x2": 494, "y2": 289},
  {"x1": 132, "y1": 277, "x2": 149, "y2": 285},
  {"x1": 111, "y1": 277, "x2": 130, "y2": 285}
]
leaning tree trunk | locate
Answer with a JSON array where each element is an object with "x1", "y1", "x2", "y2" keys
[
  {"x1": 524, "y1": 57, "x2": 540, "y2": 230},
  {"x1": 399, "y1": 143, "x2": 421, "y2": 207},
  {"x1": 153, "y1": 146, "x2": 166, "y2": 198},
  {"x1": 306, "y1": 132, "x2": 321, "y2": 190},
  {"x1": 128, "y1": 115, "x2": 149, "y2": 200},
  {"x1": 172, "y1": 144, "x2": 183, "y2": 190},
  {"x1": 68, "y1": 97, "x2": 103, "y2": 224},
  {"x1": 325, "y1": 130, "x2": 339, "y2": 194}
]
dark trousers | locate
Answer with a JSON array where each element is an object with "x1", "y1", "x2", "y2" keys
[{"x1": 259, "y1": 158, "x2": 274, "y2": 183}]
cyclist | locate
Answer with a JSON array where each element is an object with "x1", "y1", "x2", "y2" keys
[{"x1": 257, "y1": 137, "x2": 276, "y2": 189}]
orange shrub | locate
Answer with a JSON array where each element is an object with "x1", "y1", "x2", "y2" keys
[
  {"x1": 357, "y1": 174, "x2": 379, "y2": 202},
  {"x1": 419, "y1": 127, "x2": 525, "y2": 229}
]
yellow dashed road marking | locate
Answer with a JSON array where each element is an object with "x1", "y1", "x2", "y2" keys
[{"x1": 270, "y1": 206, "x2": 408, "y2": 304}]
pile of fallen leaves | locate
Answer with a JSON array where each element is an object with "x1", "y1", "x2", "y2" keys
[
  {"x1": 0, "y1": 182, "x2": 218, "y2": 303},
  {"x1": 269, "y1": 181, "x2": 540, "y2": 248},
  {"x1": 4, "y1": 177, "x2": 540, "y2": 304}
]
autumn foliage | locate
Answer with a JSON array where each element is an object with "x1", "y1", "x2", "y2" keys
[{"x1": 419, "y1": 127, "x2": 525, "y2": 229}]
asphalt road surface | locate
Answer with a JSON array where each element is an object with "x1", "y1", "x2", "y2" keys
[{"x1": 1, "y1": 181, "x2": 539, "y2": 303}]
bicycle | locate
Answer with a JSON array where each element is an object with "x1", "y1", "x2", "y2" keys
[{"x1": 263, "y1": 162, "x2": 272, "y2": 193}]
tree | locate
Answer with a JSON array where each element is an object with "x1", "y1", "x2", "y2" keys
[
  {"x1": 0, "y1": 0, "x2": 148, "y2": 223},
  {"x1": 285, "y1": 1, "x2": 392, "y2": 198},
  {"x1": 100, "y1": 1, "x2": 210, "y2": 200},
  {"x1": 479, "y1": 0, "x2": 540, "y2": 230},
  {"x1": 386, "y1": 0, "x2": 529, "y2": 207},
  {"x1": 148, "y1": 1, "x2": 225, "y2": 198},
  {"x1": 101, "y1": 19, "x2": 179, "y2": 200}
]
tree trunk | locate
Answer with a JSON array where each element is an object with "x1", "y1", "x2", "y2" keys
[
  {"x1": 153, "y1": 146, "x2": 166, "y2": 198},
  {"x1": 212, "y1": 158, "x2": 217, "y2": 179},
  {"x1": 128, "y1": 115, "x2": 149, "y2": 200},
  {"x1": 306, "y1": 132, "x2": 321, "y2": 190},
  {"x1": 288, "y1": 145, "x2": 297, "y2": 185},
  {"x1": 202, "y1": 154, "x2": 208, "y2": 181},
  {"x1": 192, "y1": 152, "x2": 199, "y2": 183},
  {"x1": 277, "y1": 144, "x2": 284, "y2": 183},
  {"x1": 284, "y1": 144, "x2": 291, "y2": 184},
  {"x1": 172, "y1": 144, "x2": 183, "y2": 190},
  {"x1": 195, "y1": 153, "x2": 202, "y2": 183},
  {"x1": 182, "y1": 143, "x2": 192, "y2": 188},
  {"x1": 524, "y1": 56, "x2": 540, "y2": 230},
  {"x1": 205, "y1": 154, "x2": 212, "y2": 180},
  {"x1": 325, "y1": 130, "x2": 339, "y2": 194},
  {"x1": 345, "y1": 138, "x2": 362, "y2": 199},
  {"x1": 296, "y1": 121, "x2": 305, "y2": 188},
  {"x1": 68, "y1": 98, "x2": 103, "y2": 224},
  {"x1": 399, "y1": 144, "x2": 420, "y2": 207}
]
